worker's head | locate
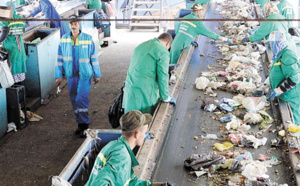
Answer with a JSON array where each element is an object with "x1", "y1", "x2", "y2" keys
[
  {"x1": 191, "y1": 3, "x2": 204, "y2": 18},
  {"x1": 120, "y1": 110, "x2": 152, "y2": 147},
  {"x1": 267, "y1": 31, "x2": 287, "y2": 60},
  {"x1": 69, "y1": 15, "x2": 80, "y2": 34},
  {"x1": 158, "y1": 33, "x2": 173, "y2": 50},
  {"x1": 263, "y1": 2, "x2": 279, "y2": 17}
]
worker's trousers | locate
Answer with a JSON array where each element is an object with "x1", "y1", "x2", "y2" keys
[{"x1": 67, "y1": 76, "x2": 91, "y2": 125}]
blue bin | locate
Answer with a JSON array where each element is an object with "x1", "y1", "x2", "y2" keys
[
  {"x1": 0, "y1": 88, "x2": 7, "y2": 138},
  {"x1": 174, "y1": 9, "x2": 192, "y2": 31}
]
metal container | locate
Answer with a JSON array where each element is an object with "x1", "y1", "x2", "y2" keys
[
  {"x1": 23, "y1": 28, "x2": 60, "y2": 100},
  {"x1": 0, "y1": 88, "x2": 7, "y2": 137},
  {"x1": 54, "y1": 129, "x2": 122, "y2": 186}
]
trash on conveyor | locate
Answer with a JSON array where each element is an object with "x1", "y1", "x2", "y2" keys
[
  {"x1": 7, "y1": 122, "x2": 17, "y2": 133},
  {"x1": 26, "y1": 111, "x2": 43, "y2": 122},
  {"x1": 184, "y1": 153, "x2": 226, "y2": 170},
  {"x1": 201, "y1": 134, "x2": 219, "y2": 140},
  {"x1": 214, "y1": 142, "x2": 234, "y2": 151}
]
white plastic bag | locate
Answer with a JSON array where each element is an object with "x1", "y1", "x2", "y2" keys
[
  {"x1": 51, "y1": 176, "x2": 72, "y2": 186},
  {"x1": 0, "y1": 60, "x2": 14, "y2": 88},
  {"x1": 195, "y1": 77, "x2": 210, "y2": 90},
  {"x1": 242, "y1": 161, "x2": 269, "y2": 181}
]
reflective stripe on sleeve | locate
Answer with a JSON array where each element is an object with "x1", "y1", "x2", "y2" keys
[{"x1": 178, "y1": 30, "x2": 194, "y2": 39}]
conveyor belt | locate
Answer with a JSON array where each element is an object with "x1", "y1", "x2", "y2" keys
[{"x1": 151, "y1": 3, "x2": 290, "y2": 185}]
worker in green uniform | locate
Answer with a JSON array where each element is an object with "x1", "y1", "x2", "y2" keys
[
  {"x1": 86, "y1": 0, "x2": 102, "y2": 11},
  {"x1": 123, "y1": 33, "x2": 176, "y2": 114},
  {"x1": 0, "y1": 13, "x2": 27, "y2": 83},
  {"x1": 241, "y1": 2, "x2": 296, "y2": 53},
  {"x1": 254, "y1": 0, "x2": 270, "y2": 9},
  {"x1": 15, "y1": 0, "x2": 25, "y2": 6},
  {"x1": 86, "y1": 110, "x2": 173, "y2": 186},
  {"x1": 170, "y1": 3, "x2": 233, "y2": 65},
  {"x1": 264, "y1": 31, "x2": 300, "y2": 125},
  {"x1": 277, "y1": 0, "x2": 295, "y2": 29}
]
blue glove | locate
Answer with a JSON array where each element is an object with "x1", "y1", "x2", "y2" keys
[
  {"x1": 227, "y1": 38, "x2": 233, "y2": 45},
  {"x1": 249, "y1": 27, "x2": 259, "y2": 35},
  {"x1": 241, "y1": 37, "x2": 249, "y2": 44},
  {"x1": 253, "y1": 90, "x2": 264, "y2": 97},
  {"x1": 169, "y1": 96, "x2": 176, "y2": 105},
  {"x1": 266, "y1": 89, "x2": 280, "y2": 101},
  {"x1": 191, "y1": 41, "x2": 198, "y2": 47}
]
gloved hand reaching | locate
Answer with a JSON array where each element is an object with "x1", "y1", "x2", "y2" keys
[
  {"x1": 191, "y1": 41, "x2": 198, "y2": 47},
  {"x1": 248, "y1": 27, "x2": 259, "y2": 35},
  {"x1": 241, "y1": 37, "x2": 249, "y2": 44},
  {"x1": 164, "y1": 96, "x2": 176, "y2": 106},
  {"x1": 266, "y1": 88, "x2": 282, "y2": 101}
]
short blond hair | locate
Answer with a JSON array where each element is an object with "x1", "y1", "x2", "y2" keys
[{"x1": 263, "y1": 2, "x2": 279, "y2": 17}]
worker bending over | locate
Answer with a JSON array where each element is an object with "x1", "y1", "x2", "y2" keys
[
  {"x1": 55, "y1": 15, "x2": 101, "y2": 138},
  {"x1": 28, "y1": 0, "x2": 68, "y2": 37},
  {"x1": 277, "y1": 0, "x2": 295, "y2": 30},
  {"x1": 170, "y1": 3, "x2": 233, "y2": 66},
  {"x1": 86, "y1": 110, "x2": 173, "y2": 186},
  {"x1": 262, "y1": 31, "x2": 300, "y2": 125},
  {"x1": 0, "y1": 12, "x2": 27, "y2": 83},
  {"x1": 242, "y1": 2, "x2": 296, "y2": 53},
  {"x1": 123, "y1": 33, "x2": 176, "y2": 114}
]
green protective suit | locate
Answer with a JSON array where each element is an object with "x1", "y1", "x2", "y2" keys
[
  {"x1": 170, "y1": 12, "x2": 219, "y2": 65},
  {"x1": 195, "y1": 0, "x2": 212, "y2": 4},
  {"x1": 15, "y1": 0, "x2": 25, "y2": 6},
  {"x1": 0, "y1": 14, "x2": 27, "y2": 75},
  {"x1": 277, "y1": 0, "x2": 295, "y2": 28},
  {"x1": 254, "y1": 0, "x2": 270, "y2": 9},
  {"x1": 86, "y1": 0, "x2": 102, "y2": 11},
  {"x1": 269, "y1": 46, "x2": 300, "y2": 125},
  {"x1": 249, "y1": 13, "x2": 296, "y2": 53},
  {"x1": 85, "y1": 136, "x2": 151, "y2": 186},
  {"x1": 122, "y1": 38, "x2": 169, "y2": 114}
]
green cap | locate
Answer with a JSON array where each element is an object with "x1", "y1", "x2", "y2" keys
[
  {"x1": 191, "y1": 3, "x2": 203, "y2": 11},
  {"x1": 120, "y1": 110, "x2": 152, "y2": 132}
]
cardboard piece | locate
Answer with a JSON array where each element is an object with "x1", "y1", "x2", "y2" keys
[{"x1": 0, "y1": 6, "x2": 13, "y2": 19}]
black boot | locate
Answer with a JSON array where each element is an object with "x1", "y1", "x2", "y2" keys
[{"x1": 78, "y1": 124, "x2": 89, "y2": 138}]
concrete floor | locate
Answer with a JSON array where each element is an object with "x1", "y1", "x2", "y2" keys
[{"x1": 0, "y1": 29, "x2": 160, "y2": 186}]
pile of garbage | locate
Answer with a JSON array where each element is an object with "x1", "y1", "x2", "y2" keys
[{"x1": 185, "y1": 0, "x2": 294, "y2": 185}]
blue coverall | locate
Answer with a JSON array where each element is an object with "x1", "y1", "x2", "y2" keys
[
  {"x1": 55, "y1": 32, "x2": 101, "y2": 125},
  {"x1": 30, "y1": 0, "x2": 68, "y2": 37}
]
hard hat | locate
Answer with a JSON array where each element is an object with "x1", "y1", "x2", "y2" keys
[{"x1": 191, "y1": 3, "x2": 204, "y2": 11}]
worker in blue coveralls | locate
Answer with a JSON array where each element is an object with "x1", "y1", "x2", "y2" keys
[
  {"x1": 55, "y1": 15, "x2": 101, "y2": 138},
  {"x1": 27, "y1": 0, "x2": 68, "y2": 37}
]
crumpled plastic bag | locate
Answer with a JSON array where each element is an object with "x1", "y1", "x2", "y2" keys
[
  {"x1": 216, "y1": 159, "x2": 240, "y2": 172},
  {"x1": 226, "y1": 119, "x2": 250, "y2": 131},
  {"x1": 184, "y1": 153, "x2": 226, "y2": 170},
  {"x1": 228, "y1": 81, "x2": 256, "y2": 94},
  {"x1": 235, "y1": 151, "x2": 253, "y2": 161},
  {"x1": 242, "y1": 161, "x2": 269, "y2": 181},
  {"x1": 233, "y1": 94, "x2": 246, "y2": 102},
  {"x1": 195, "y1": 77, "x2": 210, "y2": 90},
  {"x1": 51, "y1": 176, "x2": 72, "y2": 186},
  {"x1": 258, "y1": 110, "x2": 274, "y2": 130},
  {"x1": 243, "y1": 112, "x2": 263, "y2": 124},
  {"x1": 229, "y1": 133, "x2": 243, "y2": 144},
  {"x1": 243, "y1": 135, "x2": 267, "y2": 149},
  {"x1": 207, "y1": 82, "x2": 226, "y2": 89},
  {"x1": 7, "y1": 122, "x2": 17, "y2": 133},
  {"x1": 214, "y1": 142, "x2": 234, "y2": 152},
  {"x1": 242, "y1": 96, "x2": 268, "y2": 113}
]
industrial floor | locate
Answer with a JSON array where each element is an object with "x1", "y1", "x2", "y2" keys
[{"x1": 0, "y1": 29, "x2": 159, "y2": 186}]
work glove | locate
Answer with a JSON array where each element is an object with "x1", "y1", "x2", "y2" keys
[
  {"x1": 164, "y1": 96, "x2": 176, "y2": 106},
  {"x1": 226, "y1": 38, "x2": 233, "y2": 45},
  {"x1": 191, "y1": 41, "x2": 198, "y2": 47},
  {"x1": 151, "y1": 182, "x2": 174, "y2": 186},
  {"x1": 248, "y1": 27, "x2": 259, "y2": 35},
  {"x1": 241, "y1": 37, "x2": 249, "y2": 44},
  {"x1": 266, "y1": 88, "x2": 282, "y2": 101}
]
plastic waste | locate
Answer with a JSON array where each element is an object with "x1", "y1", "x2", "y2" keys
[
  {"x1": 194, "y1": 171, "x2": 207, "y2": 177},
  {"x1": 220, "y1": 103, "x2": 234, "y2": 112},
  {"x1": 242, "y1": 96, "x2": 268, "y2": 113},
  {"x1": 207, "y1": 82, "x2": 225, "y2": 89},
  {"x1": 220, "y1": 115, "x2": 235, "y2": 123},
  {"x1": 214, "y1": 142, "x2": 234, "y2": 152},
  {"x1": 7, "y1": 122, "x2": 17, "y2": 133},
  {"x1": 235, "y1": 151, "x2": 253, "y2": 161},
  {"x1": 221, "y1": 98, "x2": 241, "y2": 107},
  {"x1": 184, "y1": 153, "x2": 226, "y2": 170},
  {"x1": 243, "y1": 112, "x2": 263, "y2": 124},
  {"x1": 229, "y1": 133, "x2": 243, "y2": 145},
  {"x1": 201, "y1": 134, "x2": 219, "y2": 140},
  {"x1": 195, "y1": 77, "x2": 210, "y2": 90},
  {"x1": 271, "y1": 137, "x2": 281, "y2": 147},
  {"x1": 242, "y1": 161, "x2": 269, "y2": 181},
  {"x1": 289, "y1": 125, "x2": 300, "y2": 133},
  {"x1": 204, "y1": 104, "x2": 217, "y2": 112},
  {"x1": 243, "y1": 135, "x2": 267, "y2": 149},
  {"x1": 278, "y1": 130, "x2": 286, "y2": 137}
]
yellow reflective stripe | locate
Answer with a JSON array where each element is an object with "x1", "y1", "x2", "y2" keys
[
  {"x1": 178, "y1": 30, "x2": 194, "y2": 39},
  {"x1": 79, "y1": 40, "x2": 92, "y2": 45},
  {"x1": 8, "y1": 21, "x2": 25, "y2": 27},
  {"x1": 181, "y1": 21, "x2": 196, "y2": 28},
  {"x1": 99, "y1": 153, "x2": 106, "y2": 165},
  {"x1": 124, "y1": 178, "x2": 131, "y2": 186},
  {"x1": 274, "y1": 62, "x2": 282, "y2": 66},
  {"x1": 282, "y1": 6, "x2": 292, "y2": 11},
  {"x1": 61, "y1": 39, "x2": 72, "y2": 43}
]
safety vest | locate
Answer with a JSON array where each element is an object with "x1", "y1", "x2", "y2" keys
[{"x1": 55, "y1": 32, "x2": 101, "y2": 79}]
